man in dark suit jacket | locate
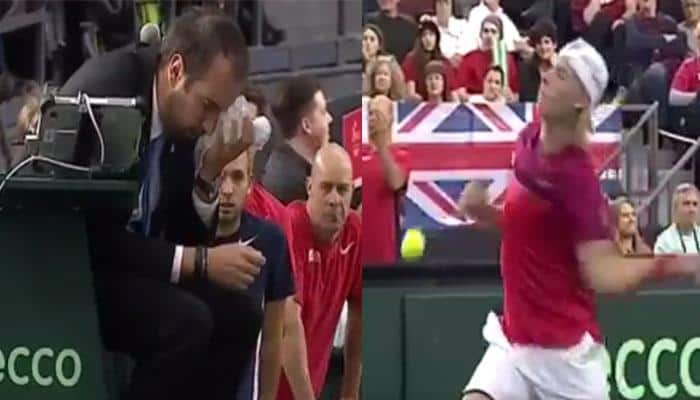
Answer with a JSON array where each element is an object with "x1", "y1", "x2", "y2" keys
[{"x1": 60, "y1": 8, "x2": 268, "y2": 400}]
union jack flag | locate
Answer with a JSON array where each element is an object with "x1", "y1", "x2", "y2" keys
[{"x1": 349, "y1": 100, "x2": 623, "y2": 230}]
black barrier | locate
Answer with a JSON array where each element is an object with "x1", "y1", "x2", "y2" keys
[{"x1": 364, "y1": 263, "x2": 700, "y2": 400}]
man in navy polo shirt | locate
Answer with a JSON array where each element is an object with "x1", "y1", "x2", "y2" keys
[{"x1": 208, "y1": 148, "x2": 294, "y2": 400}]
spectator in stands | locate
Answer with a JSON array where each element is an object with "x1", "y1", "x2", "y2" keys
[
  {"x1": 363, "y1": 24, "x2": 386, "y2": 74},
  {"x1": 670, "y1": 20, "x2": 700, "y2": 108},
  {"x1": 679, "y1": 0, "x2": 700, "y2": 54},
  {"x1": 654, "y1": 183, "x2": 700, "y2": 253},
  {"x1": 368, "y1": 0, "x2": 418, "y2": 63},
  {"x1": 362, "y1": 55, "x2": 408, "y2": 100},
  {"x1": 362, "y1": 95, "x2": 411, "y2": 265},
  {"x1": 468, "y1": 0, "x2": 524, "y2": 52},
  {"x1": 570, "y1": 0, "x2": 635, "y2": 59},
  {"x1": 425, "y1": 60, "x2": 453, "y2": 102},
  {"x1": 468, "y1": 65, "x2": 506, "y2": 103},
  {"x1": 427, "y1": 0, "x2": 473, "y2": 66},
  {"x1": 279, "y1": 144, "x2": 362, "y2": 400},
  {"x1": 402, "y1": 20, "x2": 456, "y2": 101},
  {"x1": 618, "y1": 0, "x2": 686, "y2": 90},
  {"x1": 610, "y1": 196, "x2": 652, "y2": 255},
  {"x1": 263, "y1": 76, "x2": 333, "y2": 205},
  {"x1": 519, "y1": 19, "x2": 558, "y2": 102},
  {"x1": 455, "y1": 15, "x2": 519, "y2": 101},
  {"x1": 619, "y1": 0, "x2": 687, "y2": 128}
]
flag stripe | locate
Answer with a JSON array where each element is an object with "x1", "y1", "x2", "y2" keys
[
  {"x1": 472, "y1": 103, "x2": 511, "y2": 131},
  {"x1": 398, "y1": 103, "x2": 439, "y2": 133},
  {"x1": 414, "y1": 181, "x2": 456, "y2": 215}
]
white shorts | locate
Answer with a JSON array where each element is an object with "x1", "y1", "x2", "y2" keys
[{"x1": 462, "y1": 312, "x2": 609, "y2": 400}]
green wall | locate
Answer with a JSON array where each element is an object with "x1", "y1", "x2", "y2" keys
[{"x1": 364, "y1": 282, "x2": 700, "y2": 400}]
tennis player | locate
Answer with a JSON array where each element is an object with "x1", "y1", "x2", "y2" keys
[{"x1": 458, "y1": 39, "x2": 700, "y2": 400}]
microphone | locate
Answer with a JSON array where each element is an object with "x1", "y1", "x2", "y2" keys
[{"x1": 139, "y1": 22, "x2": 161, "y2": 46}]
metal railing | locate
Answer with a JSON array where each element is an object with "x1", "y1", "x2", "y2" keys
[{"x1": 597, "y1": 101, "x2": 700, "y2": 230}]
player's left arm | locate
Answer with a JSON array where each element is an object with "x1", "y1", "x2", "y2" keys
[
  {"x1": 340, "y1": 298, "x2": 362, "y2": 400},
  {"x1": 340, "y1": 238, "x2": 363, "y2": 400},
  {"x1": 260, "y1": 298, "x2": 287, "y2": 400},
  {"x1": 260, "y1": 224, "x2": 296, "y2": 400}
]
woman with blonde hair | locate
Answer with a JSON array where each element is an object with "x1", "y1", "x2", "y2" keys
[
  {"x1": 362, "y1": 55, "x2": 407, "y2": 100},
  {"x1": 610, "y1": 196, "x2": 652, "y2": 256}
]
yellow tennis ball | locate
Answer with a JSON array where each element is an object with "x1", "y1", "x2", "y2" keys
[{"x1": 401, "y1": 228, "x2": 426, "y2": 261}]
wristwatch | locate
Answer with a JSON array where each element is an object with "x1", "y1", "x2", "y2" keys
[{"x1": 195, "y1": 172, "x2": 218, "y2": 203}]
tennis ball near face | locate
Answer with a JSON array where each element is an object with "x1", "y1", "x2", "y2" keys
[{"x1": 401, "y1": 228, "x2": 426, "y2": 261}]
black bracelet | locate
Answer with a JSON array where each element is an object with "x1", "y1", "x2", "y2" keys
[
  {"x1": 201, "y1": 247, "x2": 209, "y2": 280},
  {"x1": 194, "y1": 246, "x2": 205, "y2": 281}
]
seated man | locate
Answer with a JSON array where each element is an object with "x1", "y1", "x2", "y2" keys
[
  {"x1": 278, "y1": 144, "x2": 362, "y2": 400},
  {"x1": 192, "y1": 101, "x2": 295, "y2": 400},
  {"x1": 210, "y1": 149, "x2": 294, "y2": 400}
]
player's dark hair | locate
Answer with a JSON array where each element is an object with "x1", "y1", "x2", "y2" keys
[
  {"x1": 273, "y1": 76, "x2": 322, "y2": 139},
  {"x1": 159, "y1": 7, "x2": 249, "y2": 81}
]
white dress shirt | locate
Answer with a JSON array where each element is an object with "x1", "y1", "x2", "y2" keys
[{"x1": 436, "y1": 16, "x2": 475, "y2": 58}]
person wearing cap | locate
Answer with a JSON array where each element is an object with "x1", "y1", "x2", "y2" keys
[
  {"x1": 460, "y1": 38, "x2": 700, "y2": 400},
  {"x1": 454, "y1": 15, "x2": 519, "y2": 102},
  {"x1": 401, "y1": 19, "x2": 456, "y2": 101}
]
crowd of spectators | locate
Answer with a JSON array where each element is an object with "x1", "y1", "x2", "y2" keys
[{"x1": 362, "y1": 0, "x2": 700, "y2": 265}]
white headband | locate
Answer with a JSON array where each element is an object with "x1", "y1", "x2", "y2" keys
[{"x1": 558, "y1": 38, "x2": 609, "y2": 106}]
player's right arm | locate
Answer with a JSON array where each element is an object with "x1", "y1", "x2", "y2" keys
[
  {"x1": 563, "y1": 156, "x2": 699, "y2": 293},
  {"x1": 456, "y1": 181, "x2": 503, "y2": 230},
  {"x1": 281, "y1": 298, "x2": 315, "y2": 400}
]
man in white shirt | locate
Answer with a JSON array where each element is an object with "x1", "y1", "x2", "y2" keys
[
  {"x1": 424, "y1": 0, "x2": 474, "y2": 65},
  {"x1": 655, "y1": 183, "x2": 700, "y2": 254}
]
